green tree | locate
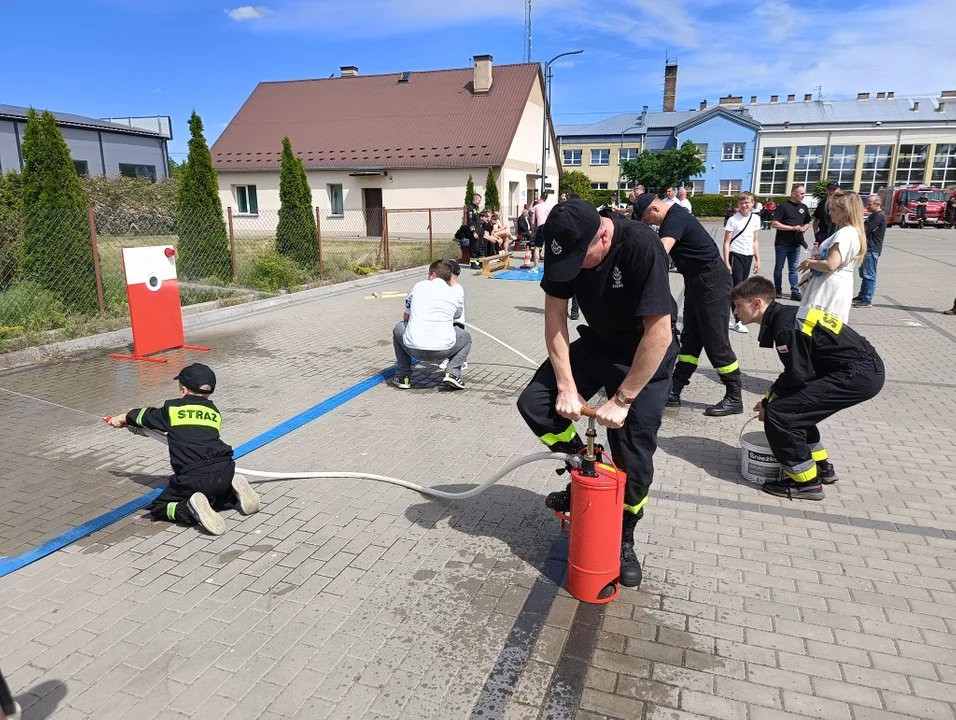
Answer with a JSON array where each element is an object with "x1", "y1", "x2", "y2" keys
[
  {"x1": 465, "y1": 174, "x2": 476, "y2": 207},
  {"x1": 484, "y1": 167, "x2": 500, "y2": 210},
  {"x1": 176, "y1": 111, "x2": 231, "y2": 281},
  {"x1": 558, "y1": 170, "x2": 593, "y2": 203},
  {"x1": 811, "y1": 179, "x2": 829, "y2": 200},
  {"x1": 168, "y1": 156, "x2": 185, "y2": 180},
  {"x1": 20, "y1": 109, "x2": 98, "y2": 312},
  {"x1": 276, "y1": 136, "x2": 318, "y2": 267},
  {"x1": 621, "y1": 141, "x2": 706, "y2": 193},
  {"x1": 0, "y1": 171, "x2": 23, "y2": 288}
]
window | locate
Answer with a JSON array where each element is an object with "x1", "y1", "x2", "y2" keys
[
  {"x1": 721, "y1": 143, "x2": 745, "y2": 161},
  {"x1": 691, "y1": 180, "x2": 705, "y2": 195},
  {"x1": 860, "y1": 145, "x2": 893, "y2": 194},
  {"x1": 235, "y1": 185, "x2": 258, "y2": 215},
  {"x1": 718, "y1": 180, "x2": 741, "y2": 196},
  {"x1": 694, "y1": 143, "x2": 708, "y2": 160},
  {"x1": 73, "y1": 160, "x2": 89, "y2": 176},
  {"x1": 758, "y1": 147, "x2": 790, "y2": 195},
  {"x1": 619, "y1": 148, "x2": 639, "y2": 163},
  {"x1": 793, "y1": 145, "x2": 824, "y2": 186},
  {"x1": 826, "y1": 145, "x2": 858, "y2": 187},
  {"x1": 896, "y1": 144, "x2": 928, "y2": 185},
  {"x1": 118, "y1": 163, "x2": 157, "y2": 182},
  {"x1": 590, "y1": 149, "x2": 610, "y2": 166},
  {"x1": 932, "y1": 144, "x2": 956, "y2": 187},
  {"x1": 590, "y1": 182, "x2": 609, "y2": 190},
  {"x1": 563, "y1": 149, "x2": 582, "y2": 166},
  {"x1": 328, "y1": 184, "x2": 344, "y2": 215},
  {"x1": 618, "y1": 181, "x2": 635, "y2": 191}
]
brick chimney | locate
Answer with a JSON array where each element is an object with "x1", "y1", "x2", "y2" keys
[
  {"x1": 750, "y1": 96, "x2": 757, "y2": 104},
  {"x1": 664, "y1": 58, "x2": 678, "y2": 112},
  {"x1": 938, "y1": 101, "x2": 946, "y2": 113},
  {"x1": 473, "y1": 55, "x2": 493, "y2": 94},
  {"x1": 942, "y1": 90, "x2": 956, "y2": 98},
  {"x1": 876, "y1": 92, "x2": 886, "y2": 99},
  {"x1": 787, "y1": 94, "x2": 795, "y2": 102},
  {"x1": 857, "y1": 92, "x2": 870, "y2": 100},
  {"x1": 719, "y1": 95, "x2": 743, "y2": 105},
  {"x1": 770, "y1": 95, "x2": 778, "y2": 103},
  {"x1": 804, "y1": 93, "x2": 813, "y2": 101},
  {"x1": 340, "y1": 66, "x2": 358, "y2": 77},
  {"x1": 913, "y1": 101, "x2": 920, "y2": 112},
  {"x1": 699, "y1": 99, "x2": 708, "y2": 110},
  {"x1": 887, "y1": 91, "x2": 895, "y2": 99}
]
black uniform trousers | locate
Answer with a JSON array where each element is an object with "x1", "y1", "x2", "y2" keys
[
  {"x1": 764, "y1": 355, "x2": 885, "y2": 483},
  {"x1": 149, "y1": 459, "x2": 237, "y2": 524},
  {"x1": 517, "y1": 328, "x2": 678, "y2": 516},
  {"x1": 673, "y1": 260, "x2": 740, "y2": 389},
  {"x1": 729, "y1": 253, "x2": 753, "y2": 320}
]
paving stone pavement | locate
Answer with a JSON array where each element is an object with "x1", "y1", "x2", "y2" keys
[{"x1": 1, "y1": 225, "x2": 956, "y2": 719}]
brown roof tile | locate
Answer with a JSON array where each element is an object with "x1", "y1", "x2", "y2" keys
[{"x1": 212, "y1": 62, "x2": 540, "y2": 171}]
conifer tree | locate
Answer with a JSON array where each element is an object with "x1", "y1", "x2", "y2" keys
[
  {"x1": 484, "y1": 167, "x2": 500, "y2": 210},
  {"x1": 465, "y1": 174, "x2": 476, "y2": 207},
  {"x1": 276, "y1": 136, "x2": 318, "y2": 267}
]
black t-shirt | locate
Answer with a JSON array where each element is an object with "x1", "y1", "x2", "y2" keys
[
  {"x1": 773, "y1": 200, "x2": 810, "y2": 247},
  {"x1": 813, "y1": 199, "x2": 833, "y2": 237},
  {"x1": 540, "y1": 216, "x2": 673, "y2": 353},
  {"x1": 864, "y1": 210, "x2": 886, "y2": 254},
  {"x1": 657, "y1": 205, "x2": 720, "y2": 275}
]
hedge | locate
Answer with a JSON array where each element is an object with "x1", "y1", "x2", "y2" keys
[{"x1": 688, "y1": 194, "x2": 792, "y2": 217}]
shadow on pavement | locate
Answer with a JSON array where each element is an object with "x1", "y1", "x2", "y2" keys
[
  {"x1": 657, "y1": 435, "x2": 749, "y2": 484},
  {"x1": 16, "y1": 679, "x2": 67, "y2": 720},
  {"x1": 513, "y1": 305, "x2": 544, "y2": 315}
]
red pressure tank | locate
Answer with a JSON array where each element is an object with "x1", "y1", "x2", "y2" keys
[{"x1": 564, "y1": 451, "x2": 625, "y2": 604}]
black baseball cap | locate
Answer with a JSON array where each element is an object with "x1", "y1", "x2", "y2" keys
[
  {"x1": 174, "y1": 363, "x2": 216, "y2": 393},
  {"x1": 634, "y1": 193, "x2": 656, "y2": 220},
  {"x1": 827, "y1": 182, "x2": 839, "y2": 190},
  {"x1": 542, "y1": 198, "x2": 602, "y2": 283}
]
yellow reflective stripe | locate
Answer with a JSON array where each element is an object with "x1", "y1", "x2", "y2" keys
[
  {"x1": 624, "y1": 496, "x2": 648, "y2": 515},
  {"x1": 764, "y1": 392, "x2": 772, "y2": 403},
  {"x1": 798, "y1": 307, "x2": 843, "y2": 337},
  {"x1": 166, "y1": 502, "x2": 177, "y2": 521},
  {"x1": 168, "y1": 404, "x2": 222, "y2": 430},
  {"x1": 135, "y1": 408, "x2": 147, "y2": 426},
  {"x1": 716, "y1": 360, "x2": 739, "y2": 374},
  {"x1": 783, "y1": 464, "x2": 818, "y2": 483},
  {"x1": 539, "y1": 424, "x2": 577, "y2": 446},
  {"x1": 811, "y1": 448, "x2": 828, "y2": 462},
  {"x1": 678, "y1": 354, "x2": 699, "y2": 366},
  {"x1": 596, "y1": 463, "x2": 616, "y2": 473}
]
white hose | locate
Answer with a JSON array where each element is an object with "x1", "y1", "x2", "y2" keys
[
  {"x1": 137, "y1": 428, "x2": 567, "y2": 500},
  {"x1": 463, "y1": 322, "x2": 540, "y2": 368}
]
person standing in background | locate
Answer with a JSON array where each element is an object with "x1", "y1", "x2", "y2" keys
[
  {"x1": 853, "y1": 194, "x2": 885, "y2": 309},
  {"x1": 532, "y1": 192, "x2": 552, "y2": 270},
  {"x1": 675, "y1": 187, "x2": 693, "y2": 214},
  {"x1": 723, "y1": 191, "x2": 761, "y2": 334},
  {"x1": 771, "y1": 185, "x2": 811, "y2": 300}
]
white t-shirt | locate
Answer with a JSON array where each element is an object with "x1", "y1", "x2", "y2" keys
[
  {"x1": 724, "y1": 212, "x2": 760, "y2": 255},
  {"x1": 663, "y1": 196, "x2": 676, "y2": 206},
  {"x1": 450, "y1": 283, "x2": 465, "y2": 323},
  {"x1": 801, "y1": 226, "x2": 862, "y2": 323},
  {"x1": 675, "y1": 198, "x2": 692, "y2": 213},
  {"x1": 402, "y1": 278, "x2": 463, "y2": 351}
]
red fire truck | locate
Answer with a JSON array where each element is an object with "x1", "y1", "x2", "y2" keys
[{"x1": 879, "y1": 186, "x2": 949, "y2": 227}]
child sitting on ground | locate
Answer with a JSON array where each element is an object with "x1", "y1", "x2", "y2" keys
[{"x1": 107, "y1": 363, "x2": 260, "y2": 535}]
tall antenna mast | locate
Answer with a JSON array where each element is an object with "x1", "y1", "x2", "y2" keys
[{"x1": 524, "y1": 0, "x2": 532, "y2": 63}]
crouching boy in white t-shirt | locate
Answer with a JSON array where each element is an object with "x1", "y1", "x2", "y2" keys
[{"x1": 723, "y1": 191, "x2": 761, "y2": 334}]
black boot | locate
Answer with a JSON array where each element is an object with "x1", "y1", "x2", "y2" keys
[
  {"x1": 545, "y1": 482, "x2": 571, "y2": 513},
  {"x1": 666, "y1": 384, "x2": 682, "y2": 408},
  {"x1": 547, "y1": 436, "x2": 586, "y2": 456},
  {"x1": 704, "y1": 374, "x2": 743, "y2": 416},
  {"x1": 817, "y1": 460, "x2": 838, "y2": 484},
  {"x1": 619, "y1": 510, "x2": 643, "y2": 588}
]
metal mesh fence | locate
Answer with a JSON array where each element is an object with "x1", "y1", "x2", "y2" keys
[{"x1": 0, "y1": 205, "x2": 468, "y2": 352}]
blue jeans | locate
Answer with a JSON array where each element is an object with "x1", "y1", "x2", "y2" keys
[
  {"x1": 774, "y1": 246, "x2": 802, "y2": 294},
  {"x1": 858, "y1": 251, "x2": 880, "y2": 302}
]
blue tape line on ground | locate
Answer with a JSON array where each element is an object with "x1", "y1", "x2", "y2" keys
[{"x1": 0, "y1": 365, "x2": 402, "y2": 578}]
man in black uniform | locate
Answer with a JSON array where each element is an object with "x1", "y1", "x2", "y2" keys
[
  {"x1": 915, "y1": 192, "x2": 929, "y2": 228},
  {"x1": 732, "y1": 276, "x2": 885, "y2": 500},
  {"x1": 637, "y1": 194, "x2": 742, "y2": 416},
  {"x1": 813, "y1": 182, "x2": 839, "y2": 244},
  {"x1": 516, "y1": 199, "x2": 677, "y2": 587},
  {"x1": 107, "y1": 363, "x2": 260, "y2": 535},
  {"x1": 466, "y1": 193, "x2": 486, "y2": 267}
]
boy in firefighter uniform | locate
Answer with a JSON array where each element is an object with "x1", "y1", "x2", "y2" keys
[
  {"x1": 731, "y1": 276, "x2": 885, "y2": 500},
  {"x1": 107, "y1": 363, "x2": 260, "y2": 535}
]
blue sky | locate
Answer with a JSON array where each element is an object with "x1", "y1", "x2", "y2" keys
[{"x1": 4, "y1": 0, "x2": 953, "y2": 160}]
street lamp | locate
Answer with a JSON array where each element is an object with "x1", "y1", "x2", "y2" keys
[
  {"x1": 617, "y1": 124, "x2": 641, "y2": 201},
  {"x1": 540, "y1": 49, "x2": 583, "y2": 196}
]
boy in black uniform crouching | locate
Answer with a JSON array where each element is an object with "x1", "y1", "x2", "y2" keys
[
  {"x1": 108, "y1": 363, "x2": 260, "y2": 535},
  {"x1": 732, "y1": 277, "x2": 885, "y2": 501}
]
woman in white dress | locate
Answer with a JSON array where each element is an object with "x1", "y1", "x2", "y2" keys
[{"x1": 798, "y1": 191, "x2": 866, "y2": 323}]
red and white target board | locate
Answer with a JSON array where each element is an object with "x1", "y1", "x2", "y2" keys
[{"x1": 110, "y1": 245, "x2": 209, "y2": 363}]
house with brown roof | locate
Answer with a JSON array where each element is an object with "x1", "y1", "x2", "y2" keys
[{"x1": 211, "y1": 56, "x2": 559, "y2": 229}]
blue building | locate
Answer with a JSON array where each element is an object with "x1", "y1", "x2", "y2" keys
[{"x1": 673, "y1": 107, "x2": 760, "y2": 196}]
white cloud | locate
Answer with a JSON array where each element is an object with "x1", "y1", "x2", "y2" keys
[{"x1": 226, "y1": 5, "x2": 269, "y2": 21}]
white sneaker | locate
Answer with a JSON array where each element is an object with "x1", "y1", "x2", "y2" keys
[
  {"x1": 439, "y1": 358, "x2": 448, "y2": 370},
  {"x1": 733, "y1": 320, "x2": 749, "y2": 334},
  {"x1": 729, "y1": 318, "x2": 736, "y2": 329},
  {"x1": 187, "y1": 493, "x2": 225, "y2": 535},
  {"x1": 231, "y1": 474, "x2": 260, "y2": 515}
]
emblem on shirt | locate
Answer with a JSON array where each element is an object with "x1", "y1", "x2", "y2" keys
[
  {"x1": 776, "y1": 344, "x2": 789, "y2": 354},
  {"x1": 550, "y1": 239, "x2": 563, "y2": 256},
  {"x1": 612, "y1": 266, "x2": 623, "y2": 289}
]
